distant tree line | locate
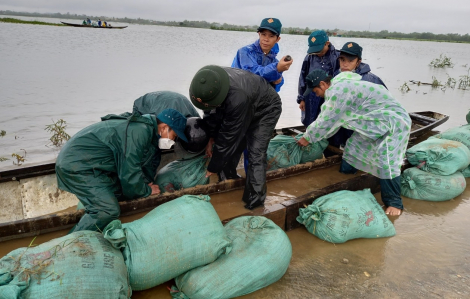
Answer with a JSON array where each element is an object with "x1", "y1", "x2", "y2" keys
[{"x1": 1, "y1": 10, "x2": 469, "y2": 43}]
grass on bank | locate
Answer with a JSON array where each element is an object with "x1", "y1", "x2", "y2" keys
[{"x1": 0, "y1": 18, "x2": 65, "y2": 26}]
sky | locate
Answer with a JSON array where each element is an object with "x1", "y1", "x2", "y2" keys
[{"x1": 1, "y1": 0, "x2": 470, "y2": 34}]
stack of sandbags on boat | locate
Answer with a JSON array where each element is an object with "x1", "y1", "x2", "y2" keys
[
  {"x1": 155, "y1": 154, "x2": 210, "y2": 193},
  {"x1": 0, "y1": 231, "x2": 131, "y2": 299},
  {"x1": 169, "y1": 216, "x2": 292, "y2": 299},
  {"x1": 432, "y1": 124, "x2": 470, "y2": 177},
  {"x1": 402, "y1": 138, "x2": 469, "y2": 201},
  {"x1": 103, "y1": 194, "x2": 231, "y2": 291},
  {"x1": 267, "y1": 133, "x2": 328, "y2": 170},
  {"x1": 296, "y1": 189, "x2": 396, "y2": 244}
]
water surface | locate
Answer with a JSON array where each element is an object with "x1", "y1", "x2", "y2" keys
[{"x1": 1, "y1": 17, "x2": 469, "y2": 169}]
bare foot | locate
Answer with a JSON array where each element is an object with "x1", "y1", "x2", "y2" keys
[{"x1": 385, "y1": 206, "x2": 402, "y2": 216}]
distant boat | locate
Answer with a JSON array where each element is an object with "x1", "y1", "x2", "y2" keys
[{"x1": 60, "y1": 21, "x2": 127, "y2": 29}]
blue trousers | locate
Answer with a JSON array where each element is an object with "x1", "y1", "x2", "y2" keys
[{"x1": 339, "y1": 160, "x2": 403, "y2": 210}]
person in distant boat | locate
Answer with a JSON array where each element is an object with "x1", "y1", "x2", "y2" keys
[
  {"x1": 223, "y1": 18, "x2": 292, "y2": 181},
  {"x1": 108, "y1": 23, "x2": 112, "y2": 28},
  {"x1": 87, "y1": 18, "x2": 91, "y2": 25},
  {"x1": 103, "y1": 21, "x2": 107, "y2": 27},
  {"x1": 328, "y1": 41, "x2": 388, "y2": 149},
  {"x1": 297, "y1": 69, "x2": 411, "y2": 216},
  {"x1": 98, "y1": 19, "x2": 102, "y2": 27},
  {"x1": 55, "y1": 109, "x2": 188, "y2": 233},
  {"x1": 82, "y1": 20, "x2": 87, "y2": 26},
  {"x1": 189, "y1": 65, "x2": 282, "y2": 210}
]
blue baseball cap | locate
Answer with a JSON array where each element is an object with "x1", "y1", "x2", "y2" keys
[
  {"x1": 157, "y1": 109, "x2": 188, "y2": 142},
  {"x1": 303, "y1": 69, "x2": 329, "y2": 96},
  {"x1": 307, "y1": 30, "x2": 329, "y2": 54},
  {"x1": 257, "y1": 18, "x2": 282, "y2": 35}
]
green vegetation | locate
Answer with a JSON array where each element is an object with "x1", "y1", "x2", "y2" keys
[
  {"x1": 444, "y1": 74, "x2": 456, "y2": 89},
  {"x1": 12, "y1": 149, "x2": 26, "y2": 166},
  {"x1": 399, "y1": 82, "x2": 411, "y2": 92},
  {"x1": 45, "y1": 119, "x2": 71, "y2": 147},
  {"x1": 431, "y1": 76, "x2": 441, "y2": 88},
  {"x1": 429, "y1": 54, "x2": 454, "y2": 68},
  {"x1": 0, "y1": 130, "x2": 5, "y2": 137},
  {"x1": 0, "y1": 157, "x2": 8, "y2": 162},
  {"x1": 458, "y1": 68, "x2": 470, "y2": 90},
  {"x1": 0, "y1": 17, "x2": 65, "y2": 26},
  {"x1": 1, "y1": 10, "x2": 469, "y2": 43}
]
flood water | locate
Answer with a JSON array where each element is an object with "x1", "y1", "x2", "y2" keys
[
  {"x1": 1, "y1": 16, "x2": 470, "y2": 169},
  {"x1": 1, "y1": 178, "x2": 469, "y2": 298},
  {"x1": 1, "y1": 17, "x2": 470, "y2": 298}
]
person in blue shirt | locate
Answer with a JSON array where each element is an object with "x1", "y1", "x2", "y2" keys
[
  {"x1": 231, "y1": 17, "x2": 293, "y2": 92},
  {"x1": 209, "y1": 18, "x2": 292, "y2": 181},
  {"x1": 297, "y1": 30, "x2": 340, "y2": 128},
  {"x1": 338, "y1": 41, "x2": 386, "y2": 86},
  {"x1": 98, "y1": 19, "x2": 102, "y2": 27}
]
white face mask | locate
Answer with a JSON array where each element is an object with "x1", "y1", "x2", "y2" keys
[{"x1": 158, "y1": 128, "x2": 175, "y2": 149}]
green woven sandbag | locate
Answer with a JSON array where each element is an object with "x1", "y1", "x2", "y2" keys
[
  {"x1": 103, "y1": 195, "x2": 231, "y2": 291},
  {"x1": 434, "y1": 124, "x2": 470, "y2": 149},
  {"x1": 170, "y1": 216, "x2": 292, "y2": 299},
  {"x1": 155, "y1": 155, "x2": 209, "y2": 193},
  {"x1": 405, "y1": 138, "x2": 470, "y2": 175},
  {"x1": 401, "y1": 167, "x2": 466, "y2": 201},
  {"x1": 0, "y1": 231, "x2": 130, "y2": 299},
  {"x1": 267, "y1": 134, "x2": 328, "y2": 170},
  {"x1": 296, "y1": 189, "x2": 396, "y2": 244},
  {"x1": 462, "y1": 166, "x2": 470, "y2": 177}
]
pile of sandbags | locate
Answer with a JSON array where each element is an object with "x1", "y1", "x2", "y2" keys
[
  {"x1": 155, "y1": 155, "x2": 210, "y2": 193},
  {"x1": 402, "y1": 137, "x2": 469, "y2": 201},
  {"x1": 401, "y1": 168, "x2": 466, "y2": 201},
  {"x1": 170, "y1": 216, "x2": 292, "y2": 299},
  {"x1": 267, "y1": 134, "x2": 328, "y2": 170},
  {"x1": 103, "y1": 194, "x2": 231, "y2": 291},
  {"x1": 433, "y1": 124, "x2": 470, "y2": 177},
  {"x1": 0, "y1": 231, "x2": 131, "y2": 299},
  {"x1": 296, "y1": 189, "x2": 396, "y2": 244}
]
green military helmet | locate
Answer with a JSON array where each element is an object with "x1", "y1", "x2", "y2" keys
[{"x1": 189, "y1": 65, "x2": 230, "y2": 111}]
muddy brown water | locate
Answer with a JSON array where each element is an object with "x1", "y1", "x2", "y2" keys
[{"x1": 1, "y1": 174, "x2": 469, "y2": 298}]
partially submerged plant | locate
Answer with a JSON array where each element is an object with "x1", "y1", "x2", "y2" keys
[
  {"x1": 458, "y1": 68, "x2": 470, "y2": 90},
  {"x1": 441, "y1": 74, "x2": 456, "y2": 91},
  {"x1": 431, "y1": 76, "x2": 442, "y2": 88},
  {"x1": 45, "y1": 119, "x2": 71, "y2": 147},
  {"x1": 429, "y1": 54, "x2": 454, "y2": 68},
  {"x1": 12, "y1": 149, "x2": 26, "y2": 166},
  {"x1": 399, "y1": 82, "x2": 411, "y2": 92},
  {"x1": 0, "y1": 130, "x2": 5, "y2": 137},
  {"x1": 0, "y1": 157, "x2": 8, "y2": 162}
]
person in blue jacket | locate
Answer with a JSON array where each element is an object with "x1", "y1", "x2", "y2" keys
[
  {"x1": 297, "y1": 30, "x2": 340, "y2": 128},
  {"x1": 338, "y1": 41, "x2": 386, "y2": 86},
  {"x1": 232, "y1": 17, "x2": 293, "y2": 92},
  {"x1": 227, "y1": 18, "x2": 293, "y2": 180},
  {"x1": 328, "y1": 41, "x2": 387, "y2": 148}
]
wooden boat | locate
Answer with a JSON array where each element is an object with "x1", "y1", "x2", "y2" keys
[
  {"x1": 0, "y1": 111, "x2": 448, "y2": 241},
  {"x1": 60, "y1": 21, "x2": 127, "y2": 29}
]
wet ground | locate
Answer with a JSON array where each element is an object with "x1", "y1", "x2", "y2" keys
[{"x1": 1, "y1": 168, "x2": 469, "y2": 298}]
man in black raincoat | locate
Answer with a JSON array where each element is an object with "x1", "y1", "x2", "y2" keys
[
  {"x1": 56, "y1": 109, "x2": 188, "y2": 232},
  {"x1": 189, "y1": 65, "x2": 282, "y2": 209}
]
